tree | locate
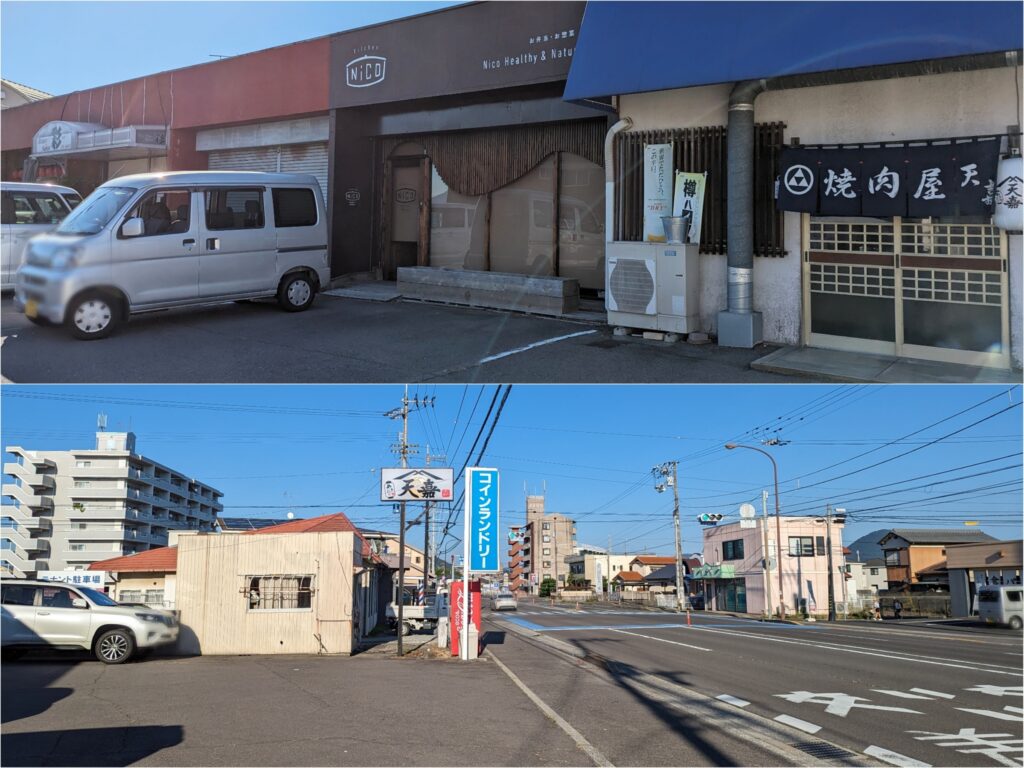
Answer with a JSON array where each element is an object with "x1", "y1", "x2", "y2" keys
[{"x1": 538, "y1": 577, "x2": 557, "y2": 597}]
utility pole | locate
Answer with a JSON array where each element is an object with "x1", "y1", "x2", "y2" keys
[
  {"x1": 423, "y1": 445, "x2": 445, "y2": 601},
  {"x1": 761, "y1": 489, "x2": 773, "y2": 620},
  {"x1": 385, "y1": 387, "x2": 434, "y2": 657},
  {"x1": 823, "y1": 505, "x2": 844, "y2": 623},
  {"x1": 607, "y1": 534, "x2": 612, "y2": 599},
  {"x1": 653, "y1": 461, "x2": 686, "y2": 613}
]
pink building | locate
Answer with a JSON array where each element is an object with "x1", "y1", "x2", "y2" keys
[{"x1": 699, "y1": 516, "x2": 846, "y2": 617}]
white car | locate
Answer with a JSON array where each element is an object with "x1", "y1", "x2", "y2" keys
[
  {"x1": 491, "y1": 592, "x2": 518, "y2": 611},
  {"x1": 1, "y1": 182, "x2": 82, "y2": 290},
  {"x1": 1, "y1": 579, "x2": 179, "y2": 663}
]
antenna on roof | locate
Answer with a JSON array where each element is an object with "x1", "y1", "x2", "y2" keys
[{"x1": 97, "y1": 413, "x2": 108, "y2": 432}]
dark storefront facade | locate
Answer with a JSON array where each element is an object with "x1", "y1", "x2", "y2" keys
[{"x1": 327, "y1": 2, "x2": 611, "y2": 290}]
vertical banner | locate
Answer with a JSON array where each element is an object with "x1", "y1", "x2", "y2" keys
[
  {"x1": 466, "y1": 467, "x2": 500, "y2": 573},
  {"x1": 594, "y1": 560, "x2": 604, "y2": 596},
  {"x1": 994, "y1": 155, "x2": 1023, "y2": 231},
  {"x1": 672, "y1": 171, "x2": 707, "y2": 246},
  {"x1": 449, "y1": 580, "x2": 481, "y2": 658},
  {"x1": 643, "y1": 143, "x2": 673, "y2": 242}
]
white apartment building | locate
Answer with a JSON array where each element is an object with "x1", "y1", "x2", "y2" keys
[{"x1": 2, "y1": 431, "x2": 222, "y2": 578}]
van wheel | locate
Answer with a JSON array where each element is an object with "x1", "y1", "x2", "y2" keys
[
  {"x1": 278, "y1": 274, "x2": 315, "y2": 312},
  {"x1": 1010, "y1": 616, "x2": 1023, "y2": 630},
  {"x1": 400, "y1": 622, "x2": 412, "y2": 636},
  {"x1": 94, "y1": 628, "x2": 135, "y2": 664},
  {"x1": 67, "y1": 292, "x2": 121, "y2": 340}
]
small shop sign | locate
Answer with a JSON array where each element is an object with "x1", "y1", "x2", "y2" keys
[
  {"x1": 777, "y1": 137, "x2": 1001, "y2": 219},
  {"x1": 691, "y1": 564, "x2": 736, "y2": 580},
  {"x1": 380, "y1": 468, "x2": 454, "y2": 501},
  {"x1": 643, "y1": 143, "x2": 673, "y2": 241}
]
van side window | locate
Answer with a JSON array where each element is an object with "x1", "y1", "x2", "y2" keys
[
  {"x1": 124, "y1": 189, "x2": 191, "y2": 237},
  {"x1": 4, "y1": 191, "x2": 69, "y2": 225},
  {"x1": 1008, "y1": 591, "x2": 1022, "y2": 603},
  {"x1": 206, "y1": 189, "x2": 264, "y2": 230},
  {"x1": 272, "y1": 188, "x2": 317, "y2": 228}
]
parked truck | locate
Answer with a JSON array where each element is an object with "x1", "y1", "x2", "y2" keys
[{"x1": 386, "y1": 592, "x2": 448, "y2": 636}]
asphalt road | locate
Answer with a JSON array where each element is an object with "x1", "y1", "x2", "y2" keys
[
  {"x1": 0, "y1": 294, "x2": 805, "y2": 384},
  {"x1": 491, "y1": 601, "x2": 1024, "y2": 768}
]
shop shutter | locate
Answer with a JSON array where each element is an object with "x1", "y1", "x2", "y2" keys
[
  {"x1": 279, "y1": 143, "x2": 329, "y2": 205},
  {"x1": 208, "y1": 143, "x2": 328, "y2": 204}
]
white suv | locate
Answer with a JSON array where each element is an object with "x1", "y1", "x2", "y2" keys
[{"x1": 1, "y1": 579, "x2": 178, "y2": 663}]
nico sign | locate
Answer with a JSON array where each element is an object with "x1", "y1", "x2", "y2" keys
[
  {"x1": 381, "y1": 468, "x2": 454, "y2": 502},
  {"x1": 464, "y1": 467, "x2": 500, "y2": 573}
]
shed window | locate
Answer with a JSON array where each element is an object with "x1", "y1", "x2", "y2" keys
[{"x1": 246, "y1": 575, "x2": 314, "y2": 610}]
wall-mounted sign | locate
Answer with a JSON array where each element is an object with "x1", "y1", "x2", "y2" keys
[
  {"x1": 380, "y1": 467, "x2": 454, "y2": 502},
  {"x1": 994, "y1": 155, "x2": 1023, "y2": 231},
  {"x1": 777, "y1": 138, "x2": 1001, "y2": 218},
  {"x1": 345, "y1": 188, "x2": 361, "y2": 206},
  {"x1": 691, "y1": 564, "x2": 735, "y2": 580},
  {"x1": 329, "y1": 2, "x2": 584, "y2": 109},
  {"x1": 464, "y1": 467, "x2": 500, "y2": 573},
  {"x1": 346, "y1": 54, "x2": 387, "y2": 88},
  {"x1": 395, "y1": 187, "x2": 417, "y2": 204},
  {"x1": 643, "y1": 144, "x2": 673, "y2": 242}
]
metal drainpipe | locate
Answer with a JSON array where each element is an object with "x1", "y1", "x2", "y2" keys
[
  {"x1": 605, "y1": 117, "x2": 633, "y2": 244},
  {"x1": 726, "y1": 79, "x2": 767, "y2": 314}
]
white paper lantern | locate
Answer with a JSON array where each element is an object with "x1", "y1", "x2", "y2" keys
[{"x1": 994, "y1": 155, "x2": 1023, "y2": 232}]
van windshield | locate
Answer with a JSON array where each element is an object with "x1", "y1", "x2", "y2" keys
[
  {"x1": 56, "y1": 186, "x2": 136, "y2": 235},
  {"x1": 977, "y1": 590, "x2": 999, "y2": 603}
]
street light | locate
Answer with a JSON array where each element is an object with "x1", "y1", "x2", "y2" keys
[{"x1": 725, "y1": 443, "x2": 785, "y2": 619}]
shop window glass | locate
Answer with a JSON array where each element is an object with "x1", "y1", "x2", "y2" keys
[
  {"x1": 490, "y1": 155, "x2": 555, "y2": 279},
  {"x1": 429, "y1": 165, "x2": 487, "y2": 271},
  {"x1": 558, "y1": 152, "x2": 605, "y2": 291},
  {"x1": 273, "y1": 188, "x2": 317, "y2": 227}
]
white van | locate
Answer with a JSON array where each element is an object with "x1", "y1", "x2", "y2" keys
[
  {"x1": 1, "y1": 182, "x2": 82, "y2": 290},
  {"x1": 977, "y1": 584, "x2": 1023, "y2": 629},
  {"x1": 13, "y1": 171, "x2": 330, "y2": 339}
]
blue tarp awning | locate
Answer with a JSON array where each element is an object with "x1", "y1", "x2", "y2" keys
[{"x1": 563, "y1": 1, "x2": 1024, "y2": 101}]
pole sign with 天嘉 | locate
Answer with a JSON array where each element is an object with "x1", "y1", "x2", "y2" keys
[
  {"x1": 380, "y1": 467, "x2": 454, "y2": 502},
  {"x1": 464, "y1": 467, "x2": 500, "y2": 573}
]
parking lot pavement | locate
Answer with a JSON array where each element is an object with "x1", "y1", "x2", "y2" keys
[
  {"x1": 0, "y1": 295, "x2": 807, "y2": 384},
  {"x1": 1, "y1": 651, "x2": 591, "y2": 767}
]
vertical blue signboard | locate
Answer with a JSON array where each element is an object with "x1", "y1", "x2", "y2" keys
[{"x1": 466, "y1": 467, "x2": 500, "y2": 573}]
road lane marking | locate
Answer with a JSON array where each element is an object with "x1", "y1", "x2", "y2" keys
[
  {"x1": 864, "y1": 745, "x2": 932, "y2": 767},
  {"x1": 773, "y1": 714, "x2": 821, "y2": 734},
  {"x1": 910, "y1": 688, "x2": 956, "y2": 699},
  {"x1": 873, "y1": 690, "x2": 937, "y2": 700},
  {"x1": 477, "y1": 330, "x2": 597, "y2": 365},
  {"x1": 680, "y1": 624, "x2": 1023, "y2": 677},
  {"x1": 955, "y1": 706, "x2": 1024, "y2": 721},
  {"x1": 489, "y1": 652, "x2": 614, "y2": 767},
  {"x1": 608, "y1": 628, "x2": 712, "y2": 651},
  {"x1": 966, "y1": 684, "x2": 1023, "y2": 697},
  {"x1": 805, "y1": 623, "x2": 1019, "y2": 647},
  {"x1": 716, "y1": 694, "x2": 751, "y2": 707}
]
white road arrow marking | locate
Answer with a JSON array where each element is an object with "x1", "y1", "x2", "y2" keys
[
  {"x1": 775, "y1": 691, "x2": 923, "y2": 717},
  {"x1": 910, "y1": 688, "x2": 955, "y2": 699},
  {"x1": 909, "y1": 727, "x2": 1024, "y2": 768},
  {"x1": 873, "y1": 690, "x2": 935, "y2": 700},
  {"x1": 966, "y1": 684, "x2": 1024, "y2": 697},
  {"x1": 955, "y1": 706, "x2": 1024, "y2": 722}
]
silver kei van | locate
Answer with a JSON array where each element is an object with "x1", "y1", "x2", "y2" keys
[
  {"x1": 13, "y1": 171, "x2": 330, "y2": 339},
  {"x1": 1, "y1": 182, "x2": 83, "y2": 290}
]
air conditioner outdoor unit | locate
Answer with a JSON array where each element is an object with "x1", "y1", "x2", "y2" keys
[{"x1": 606, "y1": 242, "x2": 700, "y2": 333}]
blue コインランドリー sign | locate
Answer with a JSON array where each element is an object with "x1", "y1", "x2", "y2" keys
[{"x1": 466, "y1": 468, "x2": 500, "y2": 573}]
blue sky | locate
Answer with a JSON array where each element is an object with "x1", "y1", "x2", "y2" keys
[
  {"x1": 2, "y1": 384, "x2": 1021, "y2": 563},
  {"x1": 1, "y1": 1, "x2": 462, "y2": 96}
]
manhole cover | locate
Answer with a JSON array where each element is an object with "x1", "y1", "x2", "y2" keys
[{"x1": 790, "y1": 740, "x2": 857, "y2": 760}]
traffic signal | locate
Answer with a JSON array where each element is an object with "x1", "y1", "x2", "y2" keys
[{"x1": 697, "y1": 513, "x2": 724, "y2": 525}]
